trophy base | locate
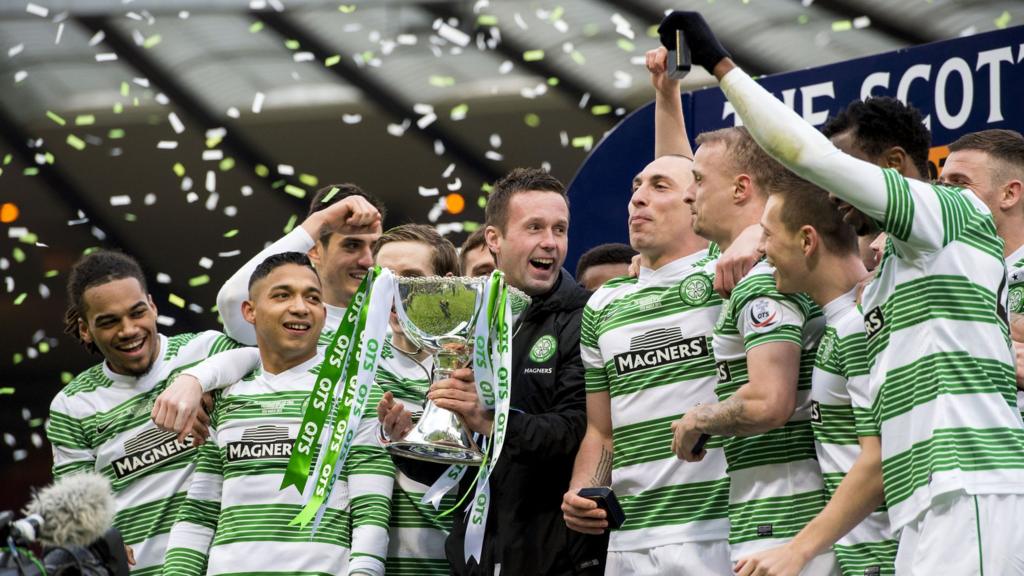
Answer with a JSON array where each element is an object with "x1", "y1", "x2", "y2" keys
[{"x1": 387, "y1": 441, "x2": 484, "y2": 465}]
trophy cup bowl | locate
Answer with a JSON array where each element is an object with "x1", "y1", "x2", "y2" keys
[{"x1": 387, "y1": 275, "x2": 529, "y2": 464}]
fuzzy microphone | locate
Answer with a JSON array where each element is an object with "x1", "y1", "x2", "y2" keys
[{"x1": 21, "y1": 472, "x2": 115, "y2": 548}]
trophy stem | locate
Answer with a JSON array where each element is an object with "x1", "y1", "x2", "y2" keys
[{"x1": 385, "y1": 340, "x2": 484, "y2": 465}]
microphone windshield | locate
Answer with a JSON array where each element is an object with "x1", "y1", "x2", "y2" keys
[{"x1": 24, "y1": 472, "x2": 115, "y2": 547}]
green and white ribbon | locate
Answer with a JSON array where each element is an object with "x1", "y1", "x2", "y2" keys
[
  {"x1": 464, "y1": 277, "x2": 513, "y2": 563},
  {"x1": 282, "y1": 266, "x2": 379, "y2": 527},
  {"x1": 310, "y1": 267, "x2": 395, "y2": 530}
]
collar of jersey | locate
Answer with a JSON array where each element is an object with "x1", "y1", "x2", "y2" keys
[
  {"x1": 822, "y1": 286, "x2": 858, "y2": 324},
  {"x1": 257, "y1": 353, "x2": 324, "y2": 381},
  {"x1": 1005, "y1": 241, "x2": 1024, "y2": 269},
  {"x1": 638, "y1": 248, "x2": 709, "y2": 285},
  {"x1": 102, "y1": 333, "x2": 168, "y2": 386},
  {"x1": 324, "y1": 302, "x2": 346, "y2": 333}
]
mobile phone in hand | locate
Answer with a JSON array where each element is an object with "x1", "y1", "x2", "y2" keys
[{"x1": 577, "y1": 486, "x2": 626, "y2": 530}]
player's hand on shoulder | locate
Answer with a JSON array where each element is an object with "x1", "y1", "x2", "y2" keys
[
  {"x1": 152, "y1": 373, "x2": 208, "y2": 445},
  {"x1": 715, "y1": 224, "x2": 763, "y2": 298}
]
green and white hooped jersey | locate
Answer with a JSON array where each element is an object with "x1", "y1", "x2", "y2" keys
[
  {"x1": 857, "y1": 174, "x2": 1024, "y2": 531},
  {"x1": 47, "y1": 331, "x2": 240, "y2": 576},
  {"x1": 581, "y1": 250, "x2": 730, "y2": 552},
  {"x1": 162, "y1": 355, "x2": 394, "y2": 576},
  {"x1": 712, "y1": 260, "x2": 828, "y2": 557},
  {"x1": 1006, "y1": 244, "x2": 1024, "y2": 420},
  {"x1": 813, "y1": 290, "x2": 896, "y2": 576},
  {"x1": 375, "y1": 337, "x2": 454, "y2": 576}
]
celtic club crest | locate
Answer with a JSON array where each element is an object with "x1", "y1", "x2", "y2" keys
[{"x1": 680, "y1": 273, "x2": 712, "y2": 306}]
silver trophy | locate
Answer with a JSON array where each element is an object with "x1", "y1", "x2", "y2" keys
[{"x1": 386, "y1": 275, "x2": 529, "y2": 464}]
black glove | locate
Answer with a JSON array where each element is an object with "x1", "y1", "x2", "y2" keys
[{"x1": 657, "y1": 11, "x2": 730, "y2": 72}]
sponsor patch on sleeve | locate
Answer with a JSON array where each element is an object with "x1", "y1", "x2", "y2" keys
[{"x1": 744, "y1": 297, "x2": 783, "y2": 334}]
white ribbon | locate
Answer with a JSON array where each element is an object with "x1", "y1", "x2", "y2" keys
[{"x1": 464, "y1": 284, "x2": 512, "y2": 563}]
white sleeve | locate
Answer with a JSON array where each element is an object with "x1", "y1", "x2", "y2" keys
[
  {"x1": 719, "y1": 68, "x2": 967, "y2": 257},
  {"x1": 183, "y1": 347, "x2": 261, "y2": 393},
  {"x1": 216, "y1": 227, "x2": 316, "y2": 344}
]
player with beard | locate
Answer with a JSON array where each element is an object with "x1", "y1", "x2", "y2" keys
[
  {"x1": 561, "y1": 46, "x2": 730, "y2": 574},
  {"x1": 164, "y1": 252, "x2": 388, "y2": 575},
  {"x1": 47, "y1": 250, "x2": 242, "y2": 574},
  {"x1": 673, "y1": 11, "x2": 1024, "y2": 573},
  {"x1": 378, "y1": 168, "x2": 606, "y2": 575},
  {"x1": 736, "y1": 172, "x2": 897, "y2": 576}
]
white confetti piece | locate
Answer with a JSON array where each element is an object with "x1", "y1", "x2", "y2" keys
[
  {"x1": 418, "y1": 186, "x2": 440, "y2": 197},
  {"x1": 853, "y1": 16, "x2": 871, "y2": 29},
  {"x1": 226, "y1": 106, "x2": 240, "y2": 119},
  {"x1": 434, "y1": 140, "x2": 445, "y2": 156},
  {"x1": 553, "y1": 19, "x2": 568, "y2": 33},
  {"x1": 109, "y1": 195, "x2": 131, "y2": 206},
  {"x1": 8, "y1": 227, "x2": 27, "y2": 239},
  {"x1": 489, "y1": 134, "x2": 502, "y2": 148},
  {"x1": 179, "y1": 10, "x2": 189, "y2": 18},
  {"x1": 277, "y1": 164, "x2": 294, "y2": 175},
  {"x1": 614, "y1": 70, "x2": 632, "y2": 90},
  {"x1": 144, "y1": 193, "x2": 156, "y2": 205},
  {"x1": 126, "y1": 11, "x2": 142, "y2": 21},
  {"x1": 88, "y1": 30, "x2": 105, "y2": 46},
  {"x1": 447, "y1": 178, "x2": 462, "y2": 191},
  {"x1": 206, "y1": 127, "x2": 226, "y2": 139},
  {"x1": 199, "y1": 257, "x2": 214, "y2": 269},
  {"x1": 293, "y1": 51, "x2": 314, "y2": 62},
  {"x1": 157, "y1": 315, "x2": 175, "y2": 327},
  {"x1": 541, "y1": 161, "x2": 551, "y2": 172},
  {"x1": 342, "y1": 114, "x2": 362, "y2": 124},
  {"x1": 417, "y1": 113, "x2": 437, "y2": 129},
  {"x1": 241, "y1": 185, "x2": 253, "y2": 197},
  {"x1": 186, "y1": 192, "x2": 198, "y2": 203},
  {"x1": 156, "y1": 273, "x2": 171, "y2": 284},
  {"x1": 131, "y1": 29, "x2": 145, "y2": 46},
  {"x1": 157, "y1": 140, "x2": 178, "y2": 149},
  {"x1": 38, "y1": 284, "x2": 50, "y2": 299},
  {"x1": 202, "y1": 150, "x2": 223, "y2": 161},
  {"x1": 205, "y1": 171, "x2": 216, "y2": 192},
  {"x1": 397, "y1": 34, "x2": 417, "y2": 45},
  {"x1": 4, "y1": 433, "x2": 14, "y2": 446},
  {"x1": 31, "y1": 433, "x2": 42, "y2": 448},
  {"x1": 414, "y1": 103, "x2": 435, "y2": 115},
  {"x1": 579, "y1": 92, "x2": 591, "y2": 108},
  {"x1": 251, "y1": 92, "x2": 265, "y2": 114},
  {"x1": 224, "y1": 205, "x2": 237, "y2": 217},
  {"x1": 155, "y1": 93, "x2": 169, "y2": 105},
  {"x1": 0, "y1": 258, "x2": 7, "y2": 270},
  {"x1": 181, "y1": 176, "x2": 193, "y2": 191},
  {"x1": 498, "y1": 60, "x2": 513, "y2": 74},
  {"x1": 91, "y1": 227, "x2": 106, "y2": 241},
  {"x1": 168, "y1": 112, "x2": 185, "y2": 134},
  {"x1": 8, "y1": 44, "x2": 24, "y2": 57},
  {"x1": 13, "y1": 449, "x2": 27, "y2": 462},
  {"x1": 133, "y1": 77, "x2": 150, "y2": 87},
  {"x1": 442, "y1": 163, "x2": 455, "y2": 178},
  {"x1": 514, "y1": 13, "x2": 528, "y2": 30},
  {"x1": 428, "y1": 199, "x2": 444, "y2": 223},
  {"x1": 188, "y1": 303, "x2": 203, "y2": 313},
  {"x1": 205, "y1": 192, "x2": 218, "y2": 210},
  {"x1": 95, "y1": 53, "x2": 118, "y2": 62},
  {"x1": 436, "y1": 22, "x2": 470, "y2": 47},
  {"x1": 485, "y1": 150, "x2": 503, "y2": 161},
  {"x1": 67, "y1": 214, "x2": 88, "y2": 226},
  {"x1": 560, "y1": 131, "x2": 569, "y2": 147},
  {"x1": 959, "y1": 26, "x2": 978, "y2": 37},
  {"x1": 219, "y1": 249, "x2": 241, "y2": 258},
  {"x1": 25, "y1": 3, "x2": 49, "y2": 17},
  {"x1": 436, "y1": 222, "x2": 464, "y2": 236},
  {"x1": 27, "y1": 347, "x2": 39, "y2": 359},
  {"x1": 4, "y1": 277, "x2": 13, "y2": 292},
  {"x1": 20, "y1": 409, "x2": 29, "y2": 421},
  {"x1": 387, "y1": 120, "x2": 410, "y2": 137},
  {"x1": 14, "y1": 70, "x2": 27, "y2": 83}
]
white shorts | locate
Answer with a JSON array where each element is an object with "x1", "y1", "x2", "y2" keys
[
  {"x1": 606, "y1": 540, "x2": 731, "y2": 575},
  {"x1": 895, "y1": 491, "x2": 1024, "y2": 576}
]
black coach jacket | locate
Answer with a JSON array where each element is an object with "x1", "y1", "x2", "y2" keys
[{"x1": 399, "y1": 269, "x2": 607, "y2": 575}]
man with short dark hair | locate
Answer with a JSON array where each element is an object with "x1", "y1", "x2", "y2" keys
[
  {"x1": 460, "y1": 228, "x2": 496, "y2": 277},
  {"x1": 379, "y1": 167, "x2": 606, "y2": 575},
  {"x1": 736, "y1": 173, "x2": 897, "y2": 576},
  {"x1": 674, "y1": 11, "x2": 1024, "y2": 573},
  {"x1": 575, "y1": 243, "x2": 637, "y2": 291},
  {"x1": 48, "y1": 250, "x2": 241, "y2": 574},
  {"x1": 164, "y1": 252, "x2": 388, "y2": 575},
  {"x1": 942, "y1": 128, "x2": 1024, "y2": 411}
]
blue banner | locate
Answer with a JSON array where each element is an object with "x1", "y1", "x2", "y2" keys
[{"x1": 567, "y1": 25, "x2": 1024, "y2": 269}]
